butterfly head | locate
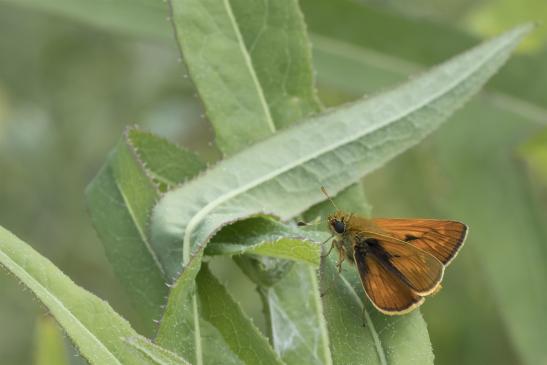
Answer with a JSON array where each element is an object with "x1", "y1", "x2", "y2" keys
[{"x1": 327, "y1": 211, "x2": 350, "y2": 236}]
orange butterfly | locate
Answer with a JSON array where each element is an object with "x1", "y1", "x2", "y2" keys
[{"x1": 322, "y1": 187, "x2": 467, "y2": 315}]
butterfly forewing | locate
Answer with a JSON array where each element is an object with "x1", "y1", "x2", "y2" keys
[
  {"x1": 361, "y1": 235, "x2": 444, "y2": 296},
  {"x1": 372, "y1": 219, "x2": 467, "y2": 265},
  {"x1": 353, "y1": 245, "x2": 424, "y2": 315}
]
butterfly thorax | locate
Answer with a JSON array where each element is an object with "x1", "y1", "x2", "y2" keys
[{"x1": 327, "y1": 211, "x2": 384, "y2": 263}]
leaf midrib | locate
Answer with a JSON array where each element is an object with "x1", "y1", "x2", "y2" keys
[
  {"x1": 0, "y1": 248, "x2": 123, "y2": 365},
  {"x1": 114, "y1": 179, "x2": 165, "y2": 275},
  {"x1": 125, "y1": 337, "x2": 190, "y2": 365},
  {"x1": 308, "y1": 265, "x2": 332, "y2": 365},
  {"x1": 181, "y1": 29, "x2": 514, "y2": 256},
  {"x1": 222, "y1": 0, "x2": 276, "y2": 134}
]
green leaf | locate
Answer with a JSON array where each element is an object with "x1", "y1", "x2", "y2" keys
[
  {"x1": 206, "y1": 217, "x2": 322, "y2": 265},
  {"x1": 155, "y1": 254, "x2": 203, "y2": 363},
  {"x1": 169, "y1": 0, "x2": 321, "y2": 155},
  {"x1": 33, "y1": 316, "x2": 70, "y2": 365},
  {"x1": 86, "y1": 127, "x2": 205, "y2": 332},
  {"x1": 0, "y1": 225, "x2": 175, "y2": 365},
  {"x1": 155, "y1": 255, "x2": 246, "y2": 365},
  {"x1": 124, "y1": 337, "x2": 191, "y2": 365},
  {"x1": 263, "y1": 262, "x2": 331, "y2": 365},
  {"x1": 130, "y1": 128, "x2": 204, "y2": 191},
  {"x1": 196, "y1": 264, "x2": 283, "y2": 365},
  {"x1": 233, "y1": 255, "x2": 295, "y2": 288},
  {"x1": 151, "y1": 24, "x2": 531, "y2": 278}
]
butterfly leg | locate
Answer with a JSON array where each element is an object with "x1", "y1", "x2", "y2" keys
[
  {"x1": 320, "y1": 240, "x2": 345, "y2": 298},
  {"x1": 334, "y1": 239, "x2": 346, "y2": 273}
]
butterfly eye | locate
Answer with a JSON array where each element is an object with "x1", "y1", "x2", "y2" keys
[{"x1": 333, "y1": 220, "x2": 345, "y2": 234}]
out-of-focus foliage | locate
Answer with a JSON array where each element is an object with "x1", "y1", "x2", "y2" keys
[
  {"x1": 0, "y1": 0, "x2": 544, "y2": 365},
  {"x1": 465, "y1": 0, "x2": 547, "y2": 51},
  {"x1": 33, "y1": 316, "x2": 69, "y2": 365}
]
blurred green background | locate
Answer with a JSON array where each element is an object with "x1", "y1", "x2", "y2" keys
[{"x1": 1, "y1": 0, "x2": 546, "y2": 364}]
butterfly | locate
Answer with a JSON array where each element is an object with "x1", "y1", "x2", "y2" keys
[{"x1": 322, "y1": 187, "x2": 467, "y2": 315}]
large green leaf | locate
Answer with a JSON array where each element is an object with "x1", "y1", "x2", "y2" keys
[
  {"x1": 86, "y1": 127, "x2": 203, "y2": 332},
  {"x1": 150, "y1": 24, "x2": 530, "y2": 278},
  {"x1": 0, "y1": 225, "x2": 190, "y2": 365},
  {"x1": 169, "y1": 0, "x2": 320, "y2": 154}
]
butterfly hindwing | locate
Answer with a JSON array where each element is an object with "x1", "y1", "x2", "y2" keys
[{"x1": 353, "y1": 244, "x2": 424, "y2": 315}]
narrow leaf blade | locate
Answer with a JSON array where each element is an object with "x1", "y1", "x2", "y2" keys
[
  {"x1": 197, "y1": 264, "x2": 283, "y2": 365},
  {"x1": 0, "y1": 226, "x2": 162, "y2": 365},
  {"x1": 86, "y1": 127, "x2": 205, "y2": 332},
  {"x1": 85, "y1": 130, "x2": 166, "y2": 333},
  {"x1": 155, "y1": 255, "x2": 246, "y2": 365},
  {"x1": 169, "y1": 0, "x2": 320, "y2": 154}
]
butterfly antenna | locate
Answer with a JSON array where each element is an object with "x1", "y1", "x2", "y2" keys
[{"x1": 321, "y1": 186, "x2": 339, "y2": 211}]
